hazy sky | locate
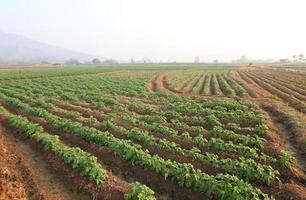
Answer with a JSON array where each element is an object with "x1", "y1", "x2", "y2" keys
[{"x1": 1, "y1": 0, "x2": 306, "y2": 62}]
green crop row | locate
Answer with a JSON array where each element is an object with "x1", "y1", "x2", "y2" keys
[
  {"x1": 0, "y1": 93, "x2": 273, "y2": 200},
  {"x1": 0, "y1": 109, "x2": 156, "y2": 200}
]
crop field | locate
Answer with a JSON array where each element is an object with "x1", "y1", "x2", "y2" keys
[
  {"x1": 161, "y1": 69, "x2": 248, "y2": 97},
  {"x1": 0, "y1": 65, "x2": 305, "y2": 200}
]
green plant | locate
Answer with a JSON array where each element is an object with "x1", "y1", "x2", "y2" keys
[
  {"x1": 125, "y1": 182, "x2": 156, "y2": 200},
  {"x1": 87, "y1": 116, "x2": 98, "y2": 126},
  {"x1": 278, "y1": 150, "x2": 297, "y2": 168}
]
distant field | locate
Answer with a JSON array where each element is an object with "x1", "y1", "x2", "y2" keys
[{"x1": 0, "y1": 64, "x2": 305, "y2": 200}]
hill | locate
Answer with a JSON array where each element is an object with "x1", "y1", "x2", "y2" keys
[{"x1": 0, "y1": 32, "x2": 95, "y2": 64}]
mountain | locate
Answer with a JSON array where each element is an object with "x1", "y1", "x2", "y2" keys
[{"x1": 0, "y1": 32, "x2": 96, "y2": 64}]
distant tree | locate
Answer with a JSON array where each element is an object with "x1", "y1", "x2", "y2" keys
[
  {"x1": 92, "y1": 58, "x2": 101, "y2": 64},
  {"x1": 41, "y1": 60, "x2": 48, "y2": 64},
  {"x1": 65, "y1": 58, "x2": 81, "y2": 65}
]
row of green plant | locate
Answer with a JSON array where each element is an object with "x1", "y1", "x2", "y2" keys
[
  {"x1": 201, "y1": 74, "x2": 211, "y2": 95},
  {"x1": 216, "y1": 73, "x2": 236, "y2": 97},
  {"x1": 0, "y1": 82, "x2": 268, "y2": 154},
  {"x1": 0, "y1": 86, "x2": 279, "y2": 185},
  {"x1": 0, "y1": 108, "x2": 156, "y2": 200},
  {"x1": 211, "y1": 74, "x2": 222, "y2": 95},
  {"x1": 1, "y1": 86, "x2": 270, "y2": 164},
  {"x1": 1, "y1": 83, "x2": 268, "y2": 146},
  {"x1": 166, "y1": 70, "x2": 248, "y2": 97},
  {"x1": 223, "y1": 73, "x2": 248, "y2": 96},
  {"x1": 101, "y1": 119, "x2": 279, "y2": 185},
  {"x1": 2, "y1": 83, "x2": 294, "y2": 170},
  {"x1": 0, "y1": 93, "x2": 273, "y2": 200}
]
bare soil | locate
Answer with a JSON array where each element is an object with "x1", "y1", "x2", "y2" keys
[
  {"x1": 229, "y1": 71, "x2": 272, "y2": 98},
  {"x1": 260, "y1": 102, "x2": 306, "y2": 172},
  {"x1": 0, "y1": 124, "x2": 89, "y2": 200}
]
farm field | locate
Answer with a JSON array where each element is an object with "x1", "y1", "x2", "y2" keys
[{"x1": 0, "y1": 65, "x2": 305, "y2": 200}]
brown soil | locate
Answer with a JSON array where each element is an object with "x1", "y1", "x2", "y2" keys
[
  {"x1": 230, "y1": 71, "x2": 272, "y2": 98},
  {"x1": 260, "y1": 73, "x2": 306, "y2": 96},
  {"x1": 0, "y1": 124, "x2": 89, "y2": 200},
  {"x1": 260, "y1": 110, "x2": 306, "y2": 181},
  {"x1": 277, "y1": 183, "x2": 306, "y2": 200},
  {"x1": 0, "y1": 126, "x2": 36, "y2": 200},
  {"x1": 252, "y1": 72, "x2": 306, "y2": 102},
  {"x1": 243, "y1": 72, "x2": 306, "y2": 114},
  {"x1": 260, "y1": 101, "x2": 306, "y2": 172}
]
